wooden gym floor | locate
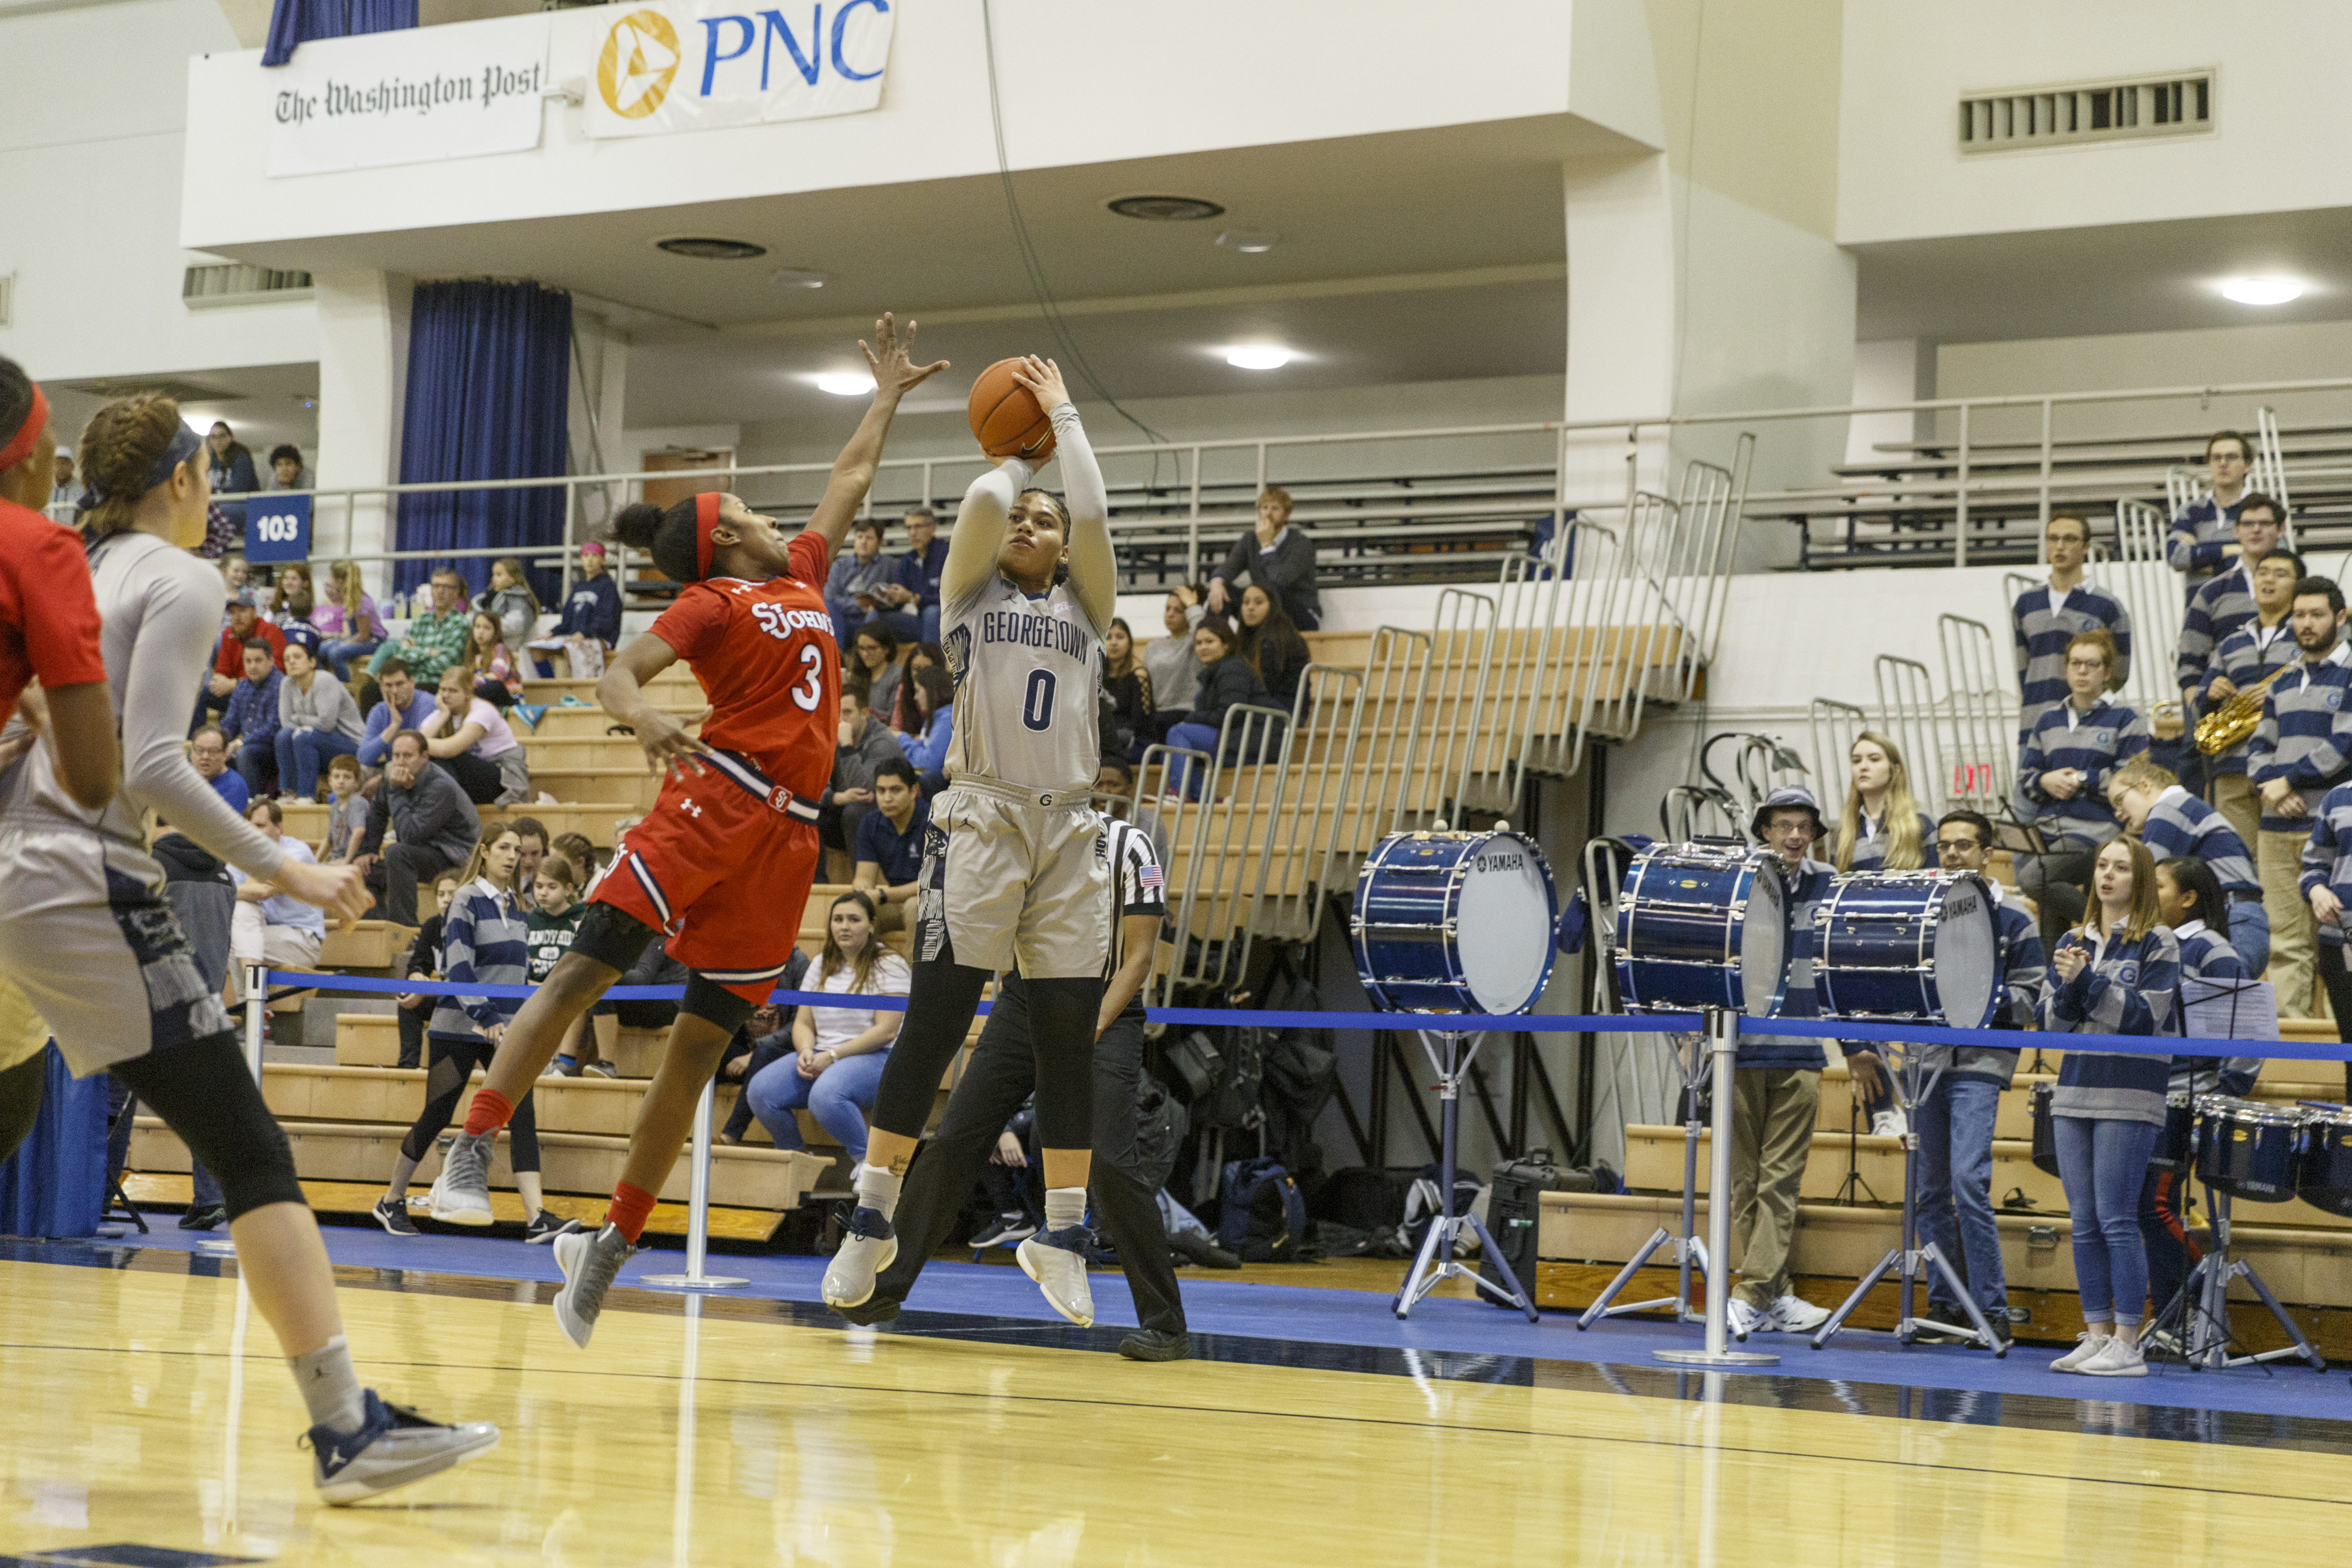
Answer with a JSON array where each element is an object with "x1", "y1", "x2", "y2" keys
[{"x1": 5, "y1": 1232, "x2": 2352, "y2": 1567}]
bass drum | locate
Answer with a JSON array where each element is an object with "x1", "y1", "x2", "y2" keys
[
  {"x1": 1615, "y1": 841, "x2": 1789, "y2": 1017},
  {"x1": 2295, "y1": 1102, "x2": 2352, "y2": 1218},
  {"x1": 1351, "y1": 829, "x2": 1559, "y2": 1015},
  {"x1": 1813, "y1": 871, "x2": 1999, "y2": 1027}
]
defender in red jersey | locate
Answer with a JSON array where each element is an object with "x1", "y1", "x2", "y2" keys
[{"x1": 434, "y1": 316, "x2": 947, "y2": 1347}]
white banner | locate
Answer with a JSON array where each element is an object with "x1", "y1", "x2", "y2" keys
[
  {"x1": 267, "y1": 15, "x2": 552, "y2": 177},
  {"x1": 577, "y1": 0, "x2": 894, "y2": 139}
]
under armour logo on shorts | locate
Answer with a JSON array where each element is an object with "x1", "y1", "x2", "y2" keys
[{"x1": 681, "y1": 799, "x2": 703, "y2": 818}]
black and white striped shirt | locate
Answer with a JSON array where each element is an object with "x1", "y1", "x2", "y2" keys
[{"x1": 1101, "y1": 817, "x2": 1166, "y2": 1013}]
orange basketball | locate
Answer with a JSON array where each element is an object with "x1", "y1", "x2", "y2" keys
[{"x1": 966, "y1": 358, "x2": 1057, "y2": 462}]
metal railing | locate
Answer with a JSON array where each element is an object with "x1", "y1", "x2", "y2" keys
[
  {"x1": 2111, "y1": 500, "x2": 2188, "y2": 714},
  {"x1": 1808, "y1": 698, "x2": 1867, "y2": 812},
  {"x1": 1937, "y1": 613, "x2": 2017, "y2": 811},
  {"x1": 1875, "y1": 654, "x2": 1945, "y2": 817}
]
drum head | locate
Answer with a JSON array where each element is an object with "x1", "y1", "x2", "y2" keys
[
  {"x1": 1455, "y1": 835, "x2": 1557, "y2": 1013},
  {"x1": 1737, "y1": 865, "x2": 1787, "y2": 1017},
  {"x1": 1931, "y1": 878, "x2": 1999, "y2": 1027}
]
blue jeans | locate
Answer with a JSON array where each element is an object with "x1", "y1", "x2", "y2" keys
[
  {"x1": 318, "y1": 637, "x2": 378, "y2": 681},
  {"x1": 826, "y1": 597, "x2": 919, "y2": 648},
  {"x1": 275, "y1": 727, "x2": 359, "y2": 799},
  {"x1": 2225, "y1": 897, "x2": 2271, "y2": 977},
  {"x1": 1916, "y1": 1075, "x2": 2005, "y2": 1323},
  {"x1": 745, "y1": 1049, "x2": 890, "y2": 1162},
  {"x1": 1164, "y1": 718, "x2": 1281, "y2": 800},
  {"x1": 231, "y1": 737, "x2": 275, "y2": 799},
  {"x1": 2052, "y1": 1113, "x2": 2164, "y2": 1327},
  {"x1": 916, "y1": 604, "x2": 939, "y2": 647}
]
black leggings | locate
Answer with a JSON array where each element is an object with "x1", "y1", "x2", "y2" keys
[
  {"x1": 867, "y1": 940, "x2": 1103, "y2": 1152},
  {"x1": 403, "y1": 1033, "x2": 539, "y2": 1171}
]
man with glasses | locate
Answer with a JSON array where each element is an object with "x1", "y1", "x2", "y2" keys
[
  {"x1": 2010, "y1": 511, "x2": 2132, "y2": 765},
  {"x1": 2108, "y1": 756, "x2": 2269, "y2": 977},
  {"x1": 1912, "y1": 810, "x2": 2045, "y2": 1348},
  {"x1": 2247, "y1": 575, "x2": 2352, "y2": 1018},
  {"x1": 2192, "y1": 547, "x2": 2302, "y2": 854},
  {"x1": 2019, "y1": 630, "x2": 2151, "y2": 946},
  {"x1": 2167, "y1": 430, "x2": 2256, "y2": 581}
]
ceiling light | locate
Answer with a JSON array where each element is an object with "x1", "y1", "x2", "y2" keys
[
  {"x1": 655, "y1": 236, "x2": 768, "y2": 260},
  {"x1": 2220, "y1": 275, "x2": 2304, "y2": 305},
  {"x1": 771, "y1": 268, "x2": 829, "y2": 290},
  {"x1": 1216, "y1": 230, "x2": 1279, "y2": 254},
  {"x1": 1107, "y1": 194, "x2": 1225, "y2": 222},
  {"x1": 815, "y1": 372, "x2": 876, "y2": 397},
  {"x1": 1224, "y1": 346, "x2": 1292, "y2": 371}
]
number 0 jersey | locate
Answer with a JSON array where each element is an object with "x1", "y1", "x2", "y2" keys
[
  {"x1": 941, "y1": 574, "x2": 1104, "y2": 795},
  {"x1": 646, "y1": 529, "x2": 838, "y2": 802}
]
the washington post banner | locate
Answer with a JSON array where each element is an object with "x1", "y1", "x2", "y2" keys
[
  {"x1": 266, "y1": 14, "x2": 552, "y2": 176},
  {"x1": 574, "y1": 0, "x2": 894, "y2": 139}
]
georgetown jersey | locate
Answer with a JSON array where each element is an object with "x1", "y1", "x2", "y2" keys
[{"x1": 941, "y1": 576, "x2": 1103, "y2": 794}]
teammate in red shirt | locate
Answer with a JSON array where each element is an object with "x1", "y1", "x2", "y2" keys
[{"x1": 437, "y1": 316, "x2": 946, "y2": 1346}]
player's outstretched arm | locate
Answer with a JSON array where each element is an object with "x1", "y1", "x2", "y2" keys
[
  {"x1": 942, "y1": 453, "x2": 1026, "y2": 610},
  {"x1": 804, "y1": 313, "x2": 949, "y2": 558},
  {"x1": 599, "y1": 630, "x2": 711, "y2": 781},
  {"x1": 1013, "y1": 358, "x2": 1114, "y2": 632}
]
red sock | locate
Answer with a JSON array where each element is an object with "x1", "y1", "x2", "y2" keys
[
  {"x1": 462, "y1": 1089, "x2": 513, "y2": 1140},
  {"x1": 607, "y1": 1182, "x2": 656, "y2": 1244}
]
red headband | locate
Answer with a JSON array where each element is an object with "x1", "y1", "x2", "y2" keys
[
  {"x1": 695, "y1": 491, "x2": 721, "y2": 580},
  {"x1": 0, "y1": 382, "x2": 48, "y2": 475}
]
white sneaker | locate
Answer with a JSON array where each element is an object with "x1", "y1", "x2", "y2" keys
[
  {"x1": 2080, "y1": 1336, "x2": 2148, "y2": 1377},
  {"x1": 427, "y1": 1132, "x2": 495, "y2": 1226},
  {"x1": 1725, "y1": 1296, "x2": 1769, "y2": 1337},
  {"x1": 1870, "y1": 1107, "x2": 1908, "y2": 1138},
  {"x1": 1016, "y1": 1225, "x2": 1097, "y2": 1327},
  {"x1": 822, "y1": 1206, "x2": 899, "y2": 1310},
  {"x1": 2051, "y1": 1332, "x2": 2111, "y2": 1372},
  {"x1": 1772, "y1": 1293, "x2": 1830, "y2": 1333}
]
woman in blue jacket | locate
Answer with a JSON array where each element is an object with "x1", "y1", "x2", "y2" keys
[{"x1": 896, "y1": 663, "x2": 956, "y2": 792}]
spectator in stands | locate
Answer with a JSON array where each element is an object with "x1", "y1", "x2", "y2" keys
[
  {"x1": 1914, "y1": 809, "x2": 2044, "y2": 1349},
  {"x1": 1166, "y1": 614, "x2": 1274, "y2": 801},
  {"x1": 524, "y1": 853, "x2": 588, "y2": 1073},
  {"x1": 368, "y1": 566, "x2": 472, "y2": 682},
  {"x1": 890, "y1": 642, "x2": 943, "y2": 735},
  {"x1": 552, "y1": 830, "x2": 600, "y2": 888},
  {"x1": 508, "y1": 816, "x2": 550, "y2": 913},
  {"x1": 52, "y1": 450, "x2": 74, "y2": 495},
  {"x1": 466, "y1": 611, "x2": 524, "y2": 706},
  {"x1": 2248, "y1": 575, "x2": 2352, "y2": 1019},
  {"x1": 2298, "y1": 772, "x2": 2352, "y2": 1100},
  {"x1": 2019, "y1": 630, "x2": 2150, "y2": 946},
  {"x1": 883, "y1": 507, "x2": 947, "y2": 645},
  {"x1": 187, "y1": 724, "x2": 248, "y2": 814},
  {"x1": 1725, "y1": 786, "x2": 1834, "y2": 1338},
  {"x1": 1100, "y1": 617, "x2": 1153, "y2": 761},
  {"x1": 825, "y1": 516, "x2": 914, "y2": 643},
  {"x1": 717, "y1": 980, "x2": 814, "y2": 1145},
  {"x1": 1207, "y1": 486, "x2": 1320, "y2": 630},
  {"x1": 1833, "y1": 730, "x2": 1939, "y2": 1134},
  {"x1": 230, "y1": 798, "x2": 326, "y2": 976},
  {"x1": 1236, "y1": 584, "x2": 1310, "y2": 714},
  {"x1": 2176, "y1": 494, "x2": 2288, "y2": 728},
  {"x1": 323, "y1": 756, "x2": 368, "y2": 862},
  {"x1": 537, "y1": 540, "x2": 621, "y2": 677},
  {"x1": 316, "y1": 559, "x2": 386, "y2": 680},
  {"x1": 854, "y1": 759, "x2": 929, "y2": 933},
  {"x1": 896, "y1": 663, "x2": 954, "y2": 784},
  {"x1": 1095, "y1": 755, "x2": 1170, "y2": 866},
  {"x1": 2041, "y1": 837, "x2": 2179, "y2": 1379},
  {"x1": 394, "y1": 873, "x2": 462, "y2": 1070},
  {"x1": 203, "y1": 421, "x2": 258, "y2": 558},
  {"x1": 418, "y1": 665, "x2": 532, "y2": 805},
  {"x1": 1141, "y1": 585, "x2": 1208, "y2": 747},
  {"x1": 271, "y1": 562, "x2": 318, "y2": 636},
  {"x1": 2010, "y1": 512, "x2": 2132, "y2": 753},
  {"x1": 268, "y1": 443, "x2": 311, "y2": 490},
  {"x1": 220, "y1": 637, "x2": 284, "y2": 800},
  {"x1": 2167, "y1": 430, "x2": 2255, "y2": 580},
  {"x1": 2197, "y1": 548, "x2": 2301, "y2": 852},
  {"x1": 823, "y1": 688, "x2": 901, "y2": 874},
  {"x1": 744, "y1": 891, "x2": 909, "y2": 1165},
  {"x1": 473, "y1": 555, "x2": 541, "y2": 650},
  {"x1": 356, "y1": 658, "x2": 436, "y2": 769},
  {"x1": 199, "y1": 590, "x2": 286, "y2": 725},
  {"x1": 273, "y1": 639, "x2": 363, "y2": 802},
  {"x1": 220, "y1": 552, "x2": 250, "y2": 601},
  {"x1": 353, "y1": 729, "x2": 482, "y2": 926},
  {"x1": 2107, "y1": 755, "x2": 2269, "y2": 975},
  {"x1": 845, "y1": 624, "x2": 902, "y2": 719}
]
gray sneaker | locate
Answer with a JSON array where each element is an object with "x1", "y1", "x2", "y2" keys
[
  {"x1": 822, "y1": 1206, "x2": 899, "y2": 1310},
  {"x1": 428, "y1": 1131, "x2": 495, "y2": 1226},
  {"x1": 307, "y1": 1389, "x2": 499, "y2": 1505},
  {"x1": 1017, "y1": 1225, "x2": 1097, "y2": 1327},
  {"x1": 552, "y1": 1223, "x2": 637, "y2": 1348}
]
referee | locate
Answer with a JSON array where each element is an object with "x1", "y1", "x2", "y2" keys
[{"x1": 838, "y1": 814, "x2": 1189, "y2": 1360}]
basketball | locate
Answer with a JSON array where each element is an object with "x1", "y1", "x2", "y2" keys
[{"x1": 966, "y1": 358, "x2": 1057, "y2": 462}]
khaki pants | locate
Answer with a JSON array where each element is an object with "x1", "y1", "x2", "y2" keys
[
  {"x1": 2259, "y1": 825, "x2": 2318, "y2": 1018},
  {"x1": 1729, "y1": 1067, "x2": 1821, "y2": 1309},
  {"x1": 2213, "y1": 771, "x2": 2260, "y2": 864}
]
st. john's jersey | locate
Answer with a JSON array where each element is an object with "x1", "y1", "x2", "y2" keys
[
  {"x1": 646, "y1": 529, "x2": 838, "y2": 803},
  {"x1": 941, "y1": 574, "x2": 1103, "y2": 795}
]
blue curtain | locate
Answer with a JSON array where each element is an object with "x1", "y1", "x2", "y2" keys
[
  {"x1": 262, "y1": 0, "x2": 417, "y2": 67},
  {"x1": 0, "y1": 1046, "x2": 107, "y2": 1239},
  {"x1": 394, "y1": 280, "x2": 573, "y2": 604}
]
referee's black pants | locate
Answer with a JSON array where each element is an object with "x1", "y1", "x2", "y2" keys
[{"x1": 872, "y1": 979, "x2": 1185, "y2": 1336}]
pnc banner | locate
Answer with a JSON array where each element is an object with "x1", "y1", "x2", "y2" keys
[
  {"x1": 267, "y1": 14, "x2": 552, "y2": 176},
  {"x1": 578, "y1": 0, "x2": 894, "y2": 139}
]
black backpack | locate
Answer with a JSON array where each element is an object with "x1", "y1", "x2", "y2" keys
[
  {"x1": 1478, "y1": 1149, "x2": 1614, "y2": 1300},
  {"x1": 1217, "y1": 1156, "x2": 1307, "y2": 1261}
]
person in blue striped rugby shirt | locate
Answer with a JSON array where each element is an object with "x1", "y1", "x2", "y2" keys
[
  {"x1": 2018, "y1": 630, "x2": 2149, "y2": 946},
  {"x1": 2247, "y1": 574, "x2": 2352, "y2": 1018},
  {"x1": 2106, "y1": 755, "x2": 2269, "y2": 975}
]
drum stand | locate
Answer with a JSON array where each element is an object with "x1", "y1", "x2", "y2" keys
[
  {"x1": 1655, "y1": 1009, "x2": 1777, "y2": 1367},
  {"x1": 2150, "y1": 1183, "x2": 2325, "y2": 1372},
  {"x1": 1810, "y1": 1046, "x2": 2008, "y2": 1356},
  {"x1": 1578, "y1": 1030, "x2": 1713, "y2": 1329},
  {"x1": 1394, "y1": 1030, "x2": 1540, "y2": 1323}
]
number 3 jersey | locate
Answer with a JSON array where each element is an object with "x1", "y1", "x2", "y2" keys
[
  {"x1": 941, "y1": 575, "x2": 1104, "y2": 795},
  {"x1": 646, "y1": 529, "x2": 839, "y2": 803}
]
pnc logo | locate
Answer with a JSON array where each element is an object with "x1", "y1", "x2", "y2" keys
[{"x1": 598, "y1": 10, "x2": 681, "y2": 119}]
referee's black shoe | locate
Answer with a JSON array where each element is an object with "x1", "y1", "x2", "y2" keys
[{"x1": 1118, "y1": 1329, "x2": 1191, "y2": 1362}]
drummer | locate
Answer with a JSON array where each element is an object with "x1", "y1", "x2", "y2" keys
[
  {"x1": 1722, "y1": 785, "x2": 1835, "y2": 1338},
  {"x1": 2107, "y1": 756, "x2": 2269, "y2": 975}
]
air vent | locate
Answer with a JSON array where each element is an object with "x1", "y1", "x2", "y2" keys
[
  {"x1": 182, "y1": 263, "x2": 314, "y2": 309},
  {"x1": 1959, "y1": 70, "x2": 2213, "y2": 154}
]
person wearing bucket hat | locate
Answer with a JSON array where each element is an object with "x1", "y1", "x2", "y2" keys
[{"x1": 1725, "y1": 782, "x2": 1834, "y2": 1338}]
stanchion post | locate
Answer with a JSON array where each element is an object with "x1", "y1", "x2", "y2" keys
[
  {"x1": 242, "y1": 964, "x2": 266, "y2": 1081},
  {"x1": 1656, "y1": 1008, "x2": 1777, "y2": 1367},
  {"x1": 642, "y1": 1078, "x2": 747, "y2": 1291}
]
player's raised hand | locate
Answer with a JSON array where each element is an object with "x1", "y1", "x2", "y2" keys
[
  {"x1": 276, "y1": 858, "x2": 372, "y2": 927},
  {"x1": 633, "y1": 706, "x2": 710, "y2": 782},
  {"x1": 862, "y1": 314, "x2": 949, "y2": 403},
  {"x1": 1009, "y1": 355, "x2": 1071, "y2": 415}
]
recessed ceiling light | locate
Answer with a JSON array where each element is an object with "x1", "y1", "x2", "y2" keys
[
  {"x1": 655, "y1": 236, "x2": 768, "y2": 260},
  {"x1": 2220, "y1": 275, "x2": 2304, "y2": 305},
  {"x1": 816, "y1": 372, "x2": 876, "y2": 397},
  {"x1": 771, "y1": 268, "x2": 829, "y2": 290},
  {"x1": 1216, "y1": 230, "x2": 1279, "y2": 254},
  {"x1": 1224, "y1": 346, "x2": 1292, "y2": 371},
  {"x1": 1107, "y1": 194, "x2": 1226, "y2": 222}
]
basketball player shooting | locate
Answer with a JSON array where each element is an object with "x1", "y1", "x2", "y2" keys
[
  {"x1": 823, "y1": 355, "x2": 1117, "y2": 1326},
  {"x1": 432, "y1": 314, "x2": 946, "y2": 1348}
]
